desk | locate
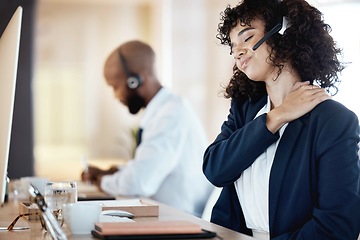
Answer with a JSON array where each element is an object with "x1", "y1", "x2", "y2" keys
[{"x1": 0, "y1": 199, "x2": 254, "y2": 240}]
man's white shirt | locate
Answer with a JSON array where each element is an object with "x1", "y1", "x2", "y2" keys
[{"x1": 101, "y1": 87, "x2": 213, "y2": 217}]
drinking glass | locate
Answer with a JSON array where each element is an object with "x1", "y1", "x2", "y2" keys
[{"x1": 44, "y1": 181, "x2": 77, "y2": 224}]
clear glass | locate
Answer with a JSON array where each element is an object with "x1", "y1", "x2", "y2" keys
[{"x1": 44, "y1": 181, "x2": 77, "y2": 224}]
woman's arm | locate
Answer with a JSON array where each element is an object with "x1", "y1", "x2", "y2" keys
[{"x1": 203, "y1": 100, "x2": 279, "y2": 186}]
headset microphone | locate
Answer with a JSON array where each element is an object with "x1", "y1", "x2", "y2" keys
[
  {"x1": 252, "y1": 0, "x2": 289, "y2": 51},
  {"x1": 118, "y1": 49, "x2": 143, "y2": 89}
]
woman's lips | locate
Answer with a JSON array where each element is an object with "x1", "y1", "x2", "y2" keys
[{"x1": 240, "y1": 57, "x2": 251, "y2": 70}]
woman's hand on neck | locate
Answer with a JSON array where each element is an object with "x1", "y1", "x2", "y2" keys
[{"x1": 265, "y1": 79, "x2": 331, "y2": 134}]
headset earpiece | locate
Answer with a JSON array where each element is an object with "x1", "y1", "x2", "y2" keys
[
  {"x1": 127, "y1": 75, "x2": 142, "y2": 89},
  {"x1": 252, "y1": 0, "x2": 290, "y2": 51},
  {"x1": 118, "y1": 49, "x2": 143, "y2": 89}
]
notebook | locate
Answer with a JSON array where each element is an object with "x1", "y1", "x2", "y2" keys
[
  {"x1": 91, "y1": 220, "x2": 217, "y2": 240},
  {"x1": 0, "y1": 6, "x2": 22, "y2": 206},
  {"x1": 91, "y1": 229, "x2": 217, "y2": 240}
]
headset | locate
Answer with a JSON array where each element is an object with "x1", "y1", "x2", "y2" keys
[
  {"x1": 118, "y1": 49, "x2": 143, "y2": 89},
  {"x1": 252, "y1": 0, "x2": 289, "y2": 51}
]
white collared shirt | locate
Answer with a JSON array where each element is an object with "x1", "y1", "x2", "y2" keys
[
  {"x1": 101, "y1": 87, "x2": 213, "y2": 217},
  {"x1": 235, "y1": 96, "x2": 288, "y2": 232}
]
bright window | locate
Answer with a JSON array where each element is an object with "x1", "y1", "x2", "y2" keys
[{"x1": 319, "y1": 2, "x2": 360, "y2": 118}]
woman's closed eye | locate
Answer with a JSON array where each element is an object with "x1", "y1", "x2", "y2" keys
[{"x1": 244, "y1": 35, "x2": 253, "y2": 42}]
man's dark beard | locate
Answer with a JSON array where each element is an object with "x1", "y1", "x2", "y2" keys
[{"x1": 127, "y1": 92, "x2": 145, "y2": 114}]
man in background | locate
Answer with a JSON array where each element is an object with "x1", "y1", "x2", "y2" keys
[{"x1": 82, "y1": 40, "x2": 213, "y2": 217}]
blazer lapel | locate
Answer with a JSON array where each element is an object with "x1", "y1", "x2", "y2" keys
[{"x1": 268, "y1": 118, "x2": 304, "y2": 231}]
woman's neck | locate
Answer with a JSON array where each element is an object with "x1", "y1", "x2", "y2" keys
[{"x1": 266, "y1": 65, "x2": 301, "y2": 109}]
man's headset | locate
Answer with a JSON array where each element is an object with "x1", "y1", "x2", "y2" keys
[
  {"x1": 118, "y1": 49, "x2": 143, "y2": 89},
  {"x1": 252, "y1": 0, "x2": 289, "y2": 51}
]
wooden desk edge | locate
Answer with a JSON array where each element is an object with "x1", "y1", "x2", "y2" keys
[{"x1": 1, "y1": 198, "x2": 254, "y2": 240}]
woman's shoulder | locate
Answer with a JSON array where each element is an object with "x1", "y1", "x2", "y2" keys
[
  {"x1": 316, "y1": 99, "x2": 355, "y2": 113},
  {"x1": 312, "y1": 99, "x2": 359, "y2": 122}
]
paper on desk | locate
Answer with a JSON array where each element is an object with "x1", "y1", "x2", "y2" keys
[
  {"x1": 99, "y1": 215, "x2": 134, "y2": 223},
  {"x1": 0, "y1": 221, "x2": 30, "y2": 231},
  {"x1": 76, "y1": 181, "x2": 99, "y2": 193}
]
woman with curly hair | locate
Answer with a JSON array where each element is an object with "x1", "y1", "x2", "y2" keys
[{"x1": 202, "y1": 0, "x2": 360, "y2": 239}]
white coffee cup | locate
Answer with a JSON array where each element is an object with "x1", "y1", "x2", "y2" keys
[{"x1": 62, "y1": 202, "x2": 101, "y2": 234}]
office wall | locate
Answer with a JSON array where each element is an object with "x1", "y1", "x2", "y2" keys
[{"x1": 34, "y1": 0, "x2": 152, "y2": 179}]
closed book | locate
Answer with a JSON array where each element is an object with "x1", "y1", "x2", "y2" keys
[{"x1": 94, "y1": 221, "x2": 202, "y2": 236}]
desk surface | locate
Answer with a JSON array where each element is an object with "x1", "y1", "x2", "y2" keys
[{"x1": 0, "y1": 198, "x2": 254, "y2": 240}]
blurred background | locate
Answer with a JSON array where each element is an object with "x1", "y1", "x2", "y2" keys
[{"x1": 2, "y1": 0, "x2": 359, "y2": 181}]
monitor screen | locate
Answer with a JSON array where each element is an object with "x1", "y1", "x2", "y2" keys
[{"x1": 0, "y1": 6, "x2": 22, "y2": 206}]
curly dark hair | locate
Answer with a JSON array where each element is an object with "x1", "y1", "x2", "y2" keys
[{"x1": 217, "y1": 0, "x2": 345, "y2": 102}]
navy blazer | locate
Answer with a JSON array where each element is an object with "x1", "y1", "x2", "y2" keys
[{"x1": 203, "y1": 96, "x2": 360, "y2": 239}]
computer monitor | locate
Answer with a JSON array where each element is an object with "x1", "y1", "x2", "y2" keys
[{"x1": 0, "y1": 6, "x2": 22, "y2": 206}]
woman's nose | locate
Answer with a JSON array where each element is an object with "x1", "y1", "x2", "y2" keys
[{"x1": 234, "y1": 48, "x2": 246, "y2": 59}]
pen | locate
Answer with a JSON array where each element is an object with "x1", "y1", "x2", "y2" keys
[
  {"x1": 82, "y1": 154, "x2": 91, "y2": 184},
  {"x1": 82, "y1": 154, "x2": 88, "y2": 175}
]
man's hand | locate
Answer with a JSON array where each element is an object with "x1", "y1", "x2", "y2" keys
[{"x1": 81, "y1": 165, "x2": 119, "y2": 188}]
